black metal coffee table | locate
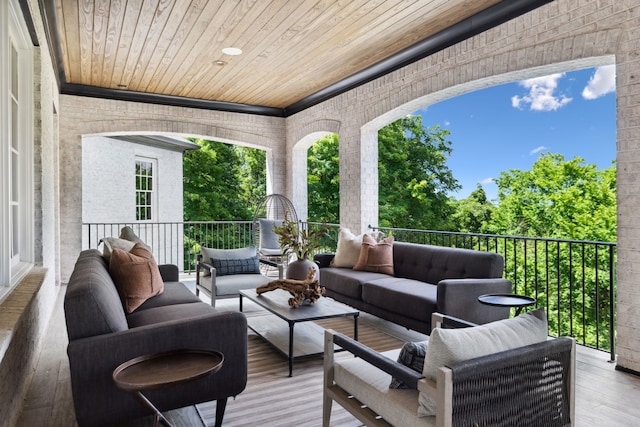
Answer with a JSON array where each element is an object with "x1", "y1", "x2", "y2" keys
[{"x1": 240, "y1": 289, "x2": 359, "y2": 376}]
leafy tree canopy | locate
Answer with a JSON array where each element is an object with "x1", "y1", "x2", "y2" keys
[
  {"x1": 183, "y1": 138, "x2": 258, "y2": 221},
  {"x1": 449, "y1": 184, "x2": 496, "y2": 233},
  {"x1": 488, "y1": 152, "x2": 616, "y2": 241},
  {"x1": 308, "y1": 134, "x2": 340, "y2": 223},
  {"x1": 377, "y1": 116, "x2": 460, "y2": 229}
]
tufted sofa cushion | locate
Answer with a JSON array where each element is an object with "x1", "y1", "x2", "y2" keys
[{"x1": 392, "y1": 242, "x2": 504, "y2": 283}]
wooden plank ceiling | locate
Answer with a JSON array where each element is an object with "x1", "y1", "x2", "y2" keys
[{"x1": 51, "y1": 0, "x2": 506, "y2": 112}]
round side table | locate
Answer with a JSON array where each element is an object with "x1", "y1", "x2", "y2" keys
[
  {"x1": 478, "y1": 293, "x2": 536, "y2": 316},
  {"x1": 113, "y1": 349, "x2": 223, "y2": 427}
]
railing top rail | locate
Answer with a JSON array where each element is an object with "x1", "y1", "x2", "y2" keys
[{"x1": 368, "y1": 225, "x2": 616, "y2": 247}]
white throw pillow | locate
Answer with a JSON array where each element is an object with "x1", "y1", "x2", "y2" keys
[
  {"x1": 100, "y1": 237, "x2": 136, "y2": 262},
  {"x1": 418, "y1": 308, "x2": 548, "y2": 417},
  {"x1": 331, "y1": 228, "x2": 364, "y2": 268}
]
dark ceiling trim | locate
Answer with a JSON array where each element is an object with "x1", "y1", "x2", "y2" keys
[
  {"x1": 18, "y1": 0, "x2": 39, "y2": 46},
  {"x1": 39, "y1": 0, "x2": 66, "y2": 89},
  {"x1": 60, "y1": 84, "x2": 286, "y2": 117},
  {"x1": 46, "y1": 0, "x2": 552, "y2": 118},
  {"x1": 284, "y1": 0, "x2": 554, "y2": 116}
]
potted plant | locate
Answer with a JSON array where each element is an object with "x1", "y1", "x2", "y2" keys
[{"x1": 273, "y1": 213, "x2": 328, "y2": 280}]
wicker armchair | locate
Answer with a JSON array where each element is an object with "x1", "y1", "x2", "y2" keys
[{"x1": 323, "y1": 312, "x2": 575, "y2": 427}]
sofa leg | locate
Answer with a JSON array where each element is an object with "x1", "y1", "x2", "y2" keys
[{"x1": 215, "y1": 398, "x2": 227, "y2": 427}]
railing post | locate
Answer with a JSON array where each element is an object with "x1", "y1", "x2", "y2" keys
[{"x1": 609, "y1": 244, "x2": 616, "y2": 362}]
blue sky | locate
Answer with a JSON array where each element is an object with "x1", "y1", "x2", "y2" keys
[{"x1": 414, "y1": 65, "x2": 617, "y2": 201}]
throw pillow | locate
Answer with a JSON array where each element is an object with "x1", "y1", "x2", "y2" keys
[
  {"x1": 109, "y1": 243, "x2": 164, "y2": 314},
  {"x1": 259, "y1": 218, "x2": 283, "y2": 250},
  {"x1": 119, "y1": 226, "x2": 152, "y2": 251},
  {"x1": 417, "y1": 308, "x2": 548, "y2": 417},
  {"x1": 100, "y1": 237, "x2": 136, "y2": 262},
  {"x1": 353, "y1": 234, "x2": 394, "y2": 275},
  {"x1": 330, "y1": 228, "x2": 364, "y2": 268},
  {"x1": 201, "y1": 246, "x2": 258, "y2": 276},
  {"x1": 210, "y1": 256, "x2": 260, "y2": 276},
  {"x1": 389, "y1": 340, "x2": 429, "y2": 389}
]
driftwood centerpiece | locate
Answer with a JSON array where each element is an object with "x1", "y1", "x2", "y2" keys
[{"x1": 256, "y1": 267, "x2": 325, "y2": 308}]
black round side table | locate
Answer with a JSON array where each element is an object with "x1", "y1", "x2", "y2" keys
[{"x1": 478, "y1": 293, "x2": 536, "y2": 316}]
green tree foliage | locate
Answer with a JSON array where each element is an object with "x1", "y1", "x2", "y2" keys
[
  {"x1": 182, "y1": 139, "x2": 265, "y2": 268},
  {"x1": 377, "y1": 116, "x2": 460, "y2": 229},
  {"x1": 489, "y1": 153, "x2": 616, "y2": 242},
  {"x1": 308, "y1": 134, "x2": 340, "y2": 223},
  {"x1": 183, "y1": 138, "x2": 253, "y2": 221},
  {"x1": 237, "y1": 146, "x2": 266, "y2": 208},
  {"x1": 449, "y1": 184, "x2": 496, "y2": 233}
]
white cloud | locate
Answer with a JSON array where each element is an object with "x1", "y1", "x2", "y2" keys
[
  {"x1": 480, "y1": 177, "x2": 494, "y2": 185},
  {"x1": 582, "y1": 65, "x2": 616, "y2": 100},
  {"x1": 530, "y1": 146, "x2": 547, "y2": 155},
  {"x1": 511, "y1": 73, "x2": 572, "y2": 111}
]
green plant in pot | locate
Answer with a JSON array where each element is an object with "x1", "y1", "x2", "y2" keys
[{"x1": 273, "y1": 213, "x2": 328, "y2": 281}]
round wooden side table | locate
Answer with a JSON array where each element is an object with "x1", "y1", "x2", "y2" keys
[
  {"x1": 478, "y1": 293, "x2": 536, "y2": 316},
  {"x1": 113, "y1": 349, "x2": 223, "y2": 427}
]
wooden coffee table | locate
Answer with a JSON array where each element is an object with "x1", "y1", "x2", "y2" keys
[
  {"x1": 239, "y1": 289, "x2": 359, "y2": 376},
  {"x1": 113, "y1": 349, "x2": 223, "y2": 427}
]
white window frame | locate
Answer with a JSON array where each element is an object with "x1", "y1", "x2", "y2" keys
[
  {"x1": 135, "y1": 157, "x2": 157, "y2": 222},
  {"x1": 0, "y1": 0, "x2": 34, "y2": 295}
]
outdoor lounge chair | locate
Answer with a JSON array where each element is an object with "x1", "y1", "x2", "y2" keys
[
  {"x1": 196, "y1": 246, "x2": 283, "y2": 307},
  {"x1": 323, "y1": 311, "x2": 575, "y2": 427}
]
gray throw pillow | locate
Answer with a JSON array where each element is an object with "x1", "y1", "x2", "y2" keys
[
  {"x1": 259, "y1": 218, "x2": 283, "y2": 250},
  {"x1": 201, "y1": 246, "x2": 258, "y2": 276},
  {"x1": 211, "y1": 256, "x2": 260, "y2": 276},
  {"x1": 389, "y1": 340, "x2": 429, "y2": 389}
]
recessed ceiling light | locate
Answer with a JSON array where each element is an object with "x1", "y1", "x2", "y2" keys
[
  {"x1": 222, "y1": 47, "x2": 242, "y2": 56},
  {"x1": 214, "y1": 60, "x2": 227, "y2": 66}
]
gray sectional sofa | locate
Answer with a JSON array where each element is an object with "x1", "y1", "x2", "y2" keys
[
  {"x1": 64, "y1": 249, "x2": 247, "y2": 426},
  {"x1": 315, "y1": 242, "x2": 512, "y2": 334}
]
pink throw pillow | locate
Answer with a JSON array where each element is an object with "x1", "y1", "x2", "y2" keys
[{"x1": 353, "y1": 234, "x2": 394, "y2": 275}]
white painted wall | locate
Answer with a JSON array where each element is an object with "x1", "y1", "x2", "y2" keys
[
  {"x1": 82, "y1": 135, "x2": 186, "y2": 267},
  {"x1": 82, "y1": 136, "x2": 183, "y2": 223}
]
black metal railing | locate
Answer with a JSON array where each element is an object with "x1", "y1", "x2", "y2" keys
[
  {"x1": 84, "y1": 221, "x2": 254, "y2": 273},
  {"x1": 369, "y1": 225, "x2": 616, "y2": 360},
  {"x1": 83, "y1": 221, "x2": 616, "y2": 358}
]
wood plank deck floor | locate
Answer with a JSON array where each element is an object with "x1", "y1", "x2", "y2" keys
[{"x1": 16, "y1": 280, "x2": 640, "y2": 426}]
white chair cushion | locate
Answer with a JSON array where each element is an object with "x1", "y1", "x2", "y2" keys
[
  {"x1": 334, "y1": 349, "x2": 434, "y2": 427},
  {"x1": 418, "y1": 308, "x2": 548, "y2": 417},
  {"x1": 215, "y1": 274, "x2": 273, "y2": 296}
]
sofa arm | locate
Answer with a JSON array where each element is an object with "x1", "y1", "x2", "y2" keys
[
  {"x1": 158, "y1": 264, "x2": 179, "y2": 282},
  {"x1": 67, "y1": 310, "x2": 248, "y2": 426},
  {"x1": 436, "y1": 278, "x2": 512, "y2": 325},
  {"x1": 314, "y1": 253, "x2": 335, "y2": 268}
]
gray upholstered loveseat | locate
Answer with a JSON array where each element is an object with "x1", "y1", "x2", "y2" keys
[
  {"x1": 315, "y1": 241, "x2": 512, "y2": 334},
  {"x1": 64, "y1": 249, "x2": 247, "y2": 426}
]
